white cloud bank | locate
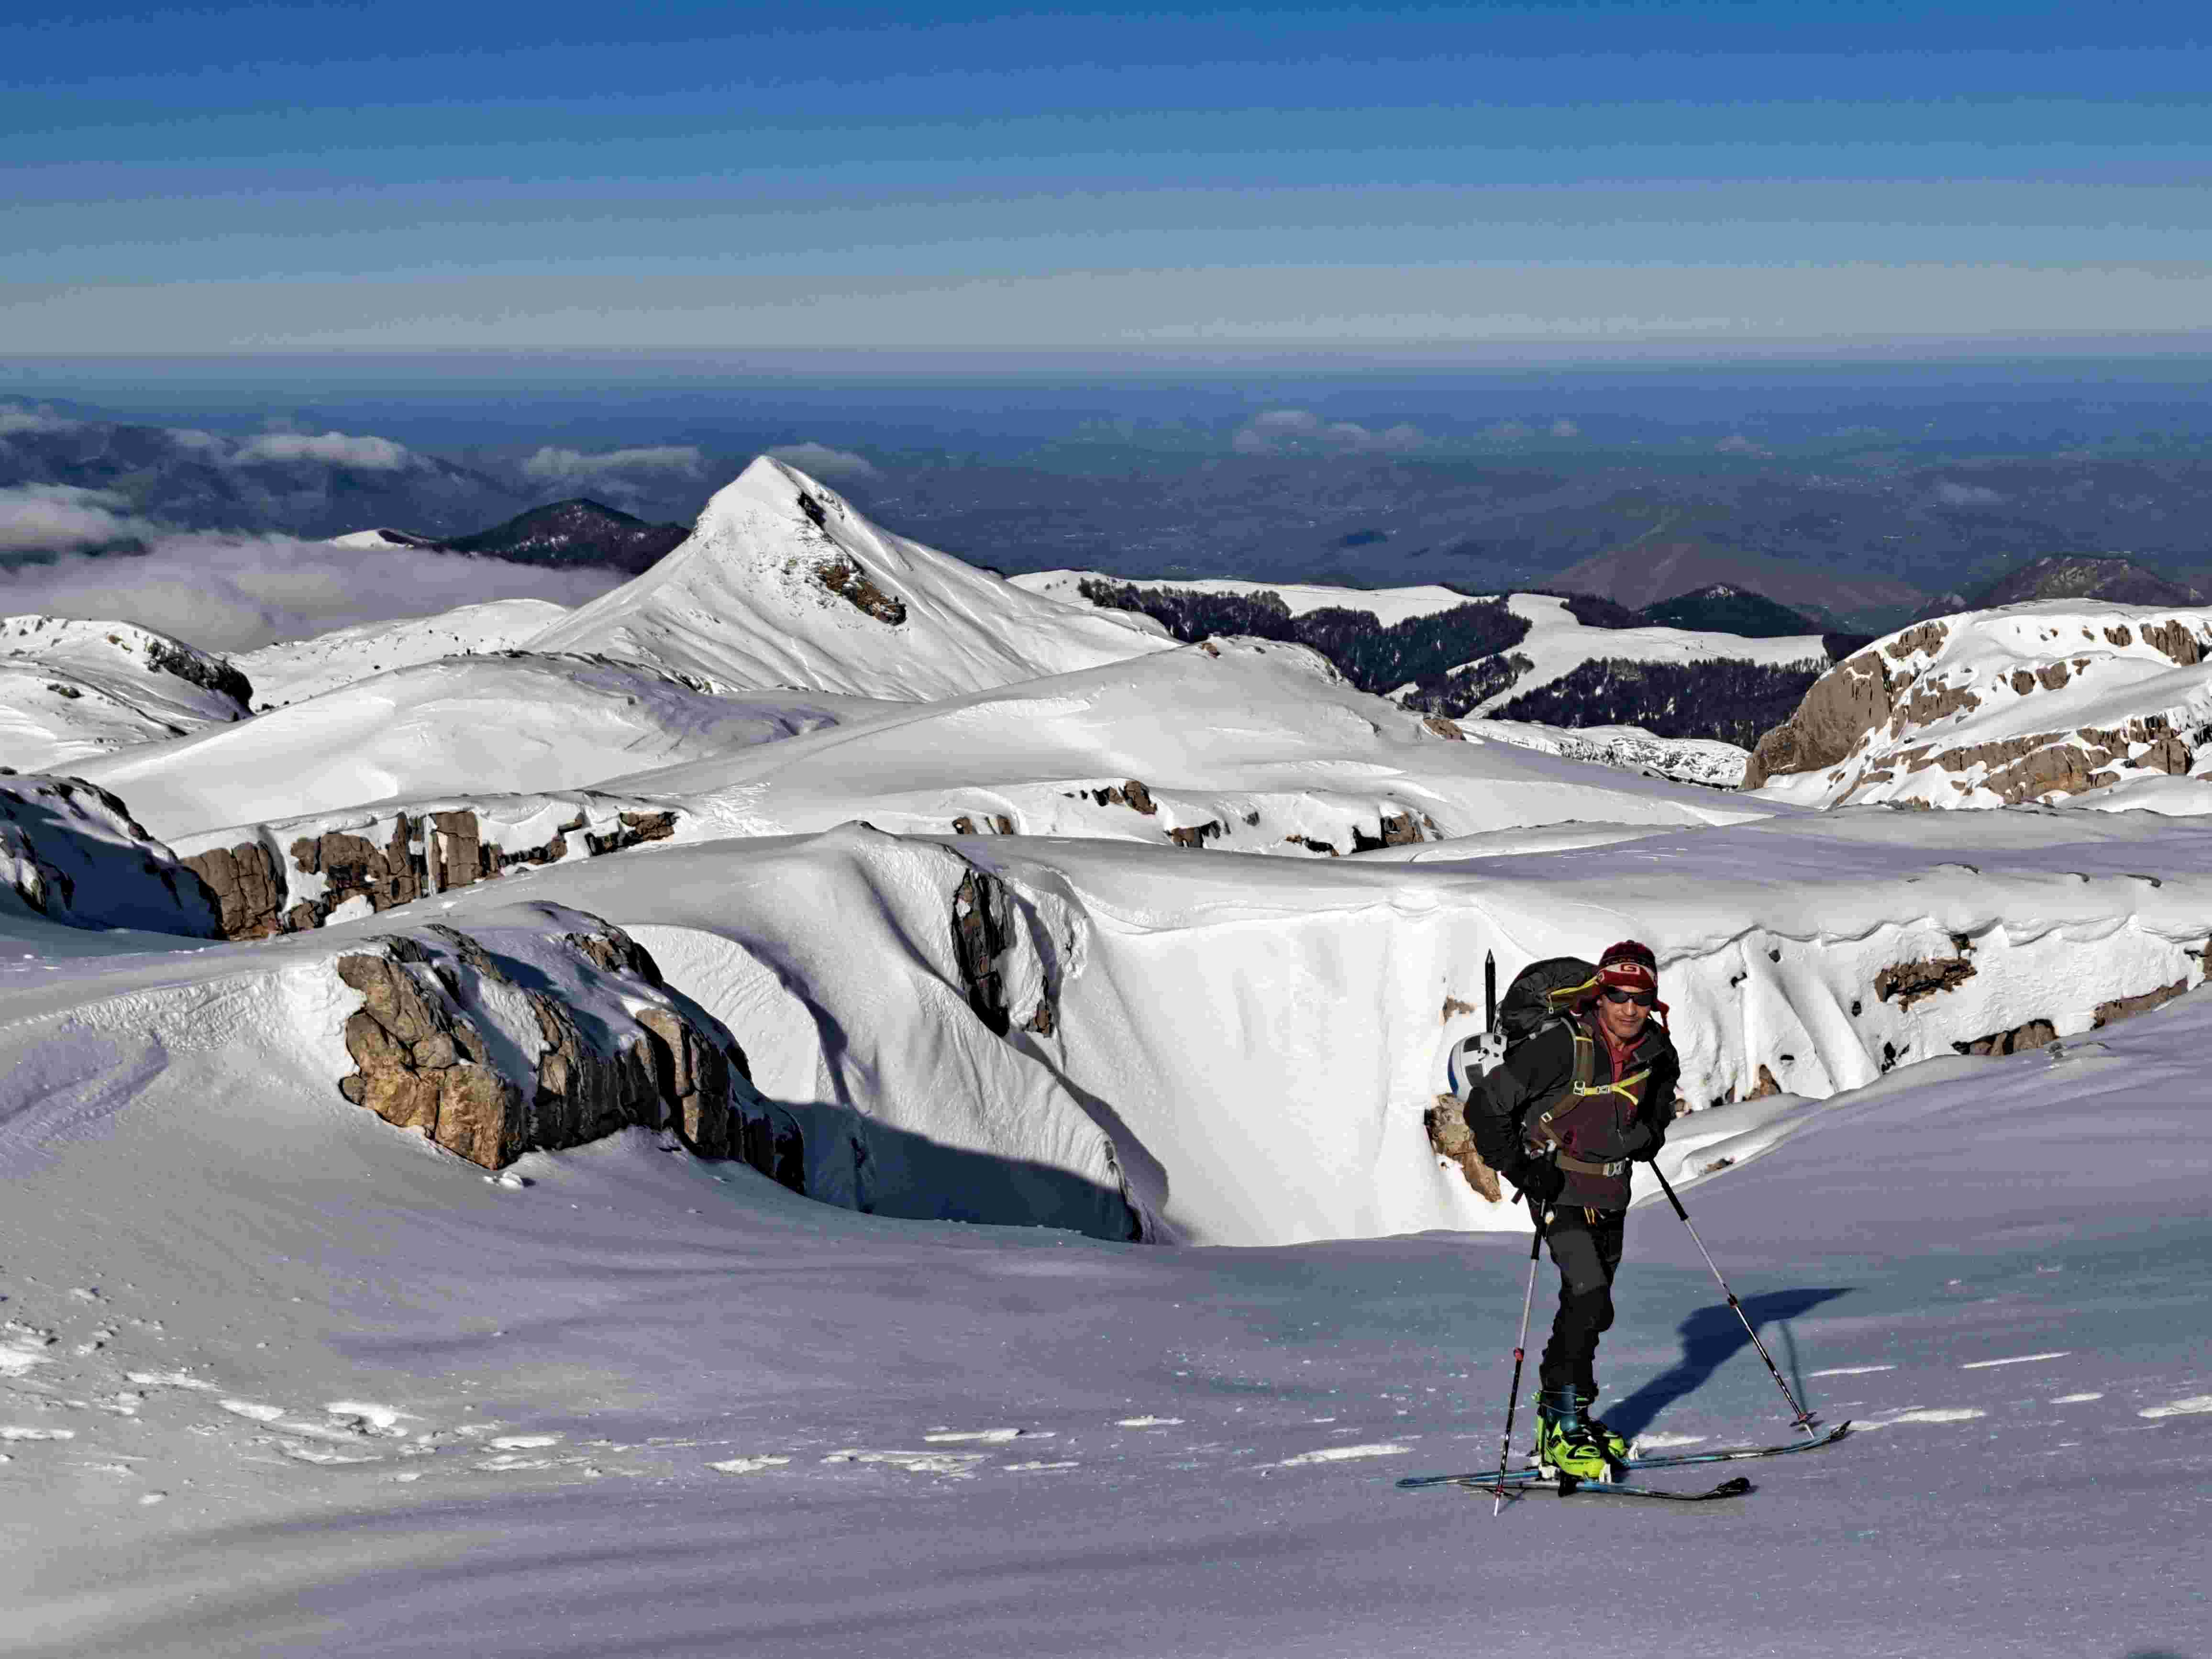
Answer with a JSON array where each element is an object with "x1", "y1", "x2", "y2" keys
[
  {"x1": 229, "y1": 430, "x2": 420, "y2": 470},
  {"x1": 1933, "y1": 481, "x2": 2007, "y2": 507},
  {"x1": 766, "y1": 442, "x2": 878, "y2": 481},
  {"x1": 0, "y1": 530, "x2": 625, "y2": 654},
  {"x1": 1232, "y1": 410, "x2": 1425, "y2": 455},
  {"x1": 521, "y1": 445, "x2": 706, "y2": 487},
  {"x1": 0, "y1": 484, "x2": 155, "y2": 553}
]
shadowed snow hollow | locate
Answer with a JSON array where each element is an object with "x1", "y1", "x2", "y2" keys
[{"x1": 521, "y1": 458, "x2": 1173, "y2": 699}]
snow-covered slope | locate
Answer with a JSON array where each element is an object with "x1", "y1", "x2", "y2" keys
[
  {"x1": 522, "y1": 458, "x2": 1173, "y2": 698},
  {"x1": 232, "y1": 598, "x2": 571, "y2": 706},
  {"x1": 3, "y1": 973, "x2": 2208, "y2": 1657},
  {"x1": 1747, "y1": 602, "x2": 2212, "y2": 809},
  {"x1": 0, "y1": 615, "x2": 251, "y2": 773},
  {"x1": 1013, "y1": 569, "x2": 1473, "y2": 626},
  {"x1": 1464, "y1": 593, "x2": 1828, "y2": 715},
  {"x1": 70, "y1": 654, "x2": 867, "y2": 841},
  {"x1": 593, "y1": 637, "x2": 1773, "y2": 852},
  {"x1": 1459, "y1": 718, "x2": 1749, "y2": 788}
]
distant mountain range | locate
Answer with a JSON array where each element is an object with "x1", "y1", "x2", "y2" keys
[
  {"x1": 352, "y1": 499, "x2": 693, "y2": 574},
  {"x1": 1916, "y1": 553, "x2": 2205, "y2": 618}
]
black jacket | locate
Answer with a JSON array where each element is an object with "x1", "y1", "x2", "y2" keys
[{"x1": 1466, "y1": 1010, "x2": 1680, "y2": 1211}]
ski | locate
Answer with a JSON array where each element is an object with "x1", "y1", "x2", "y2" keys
[
  {"x1": 1397, "y1": 1420, "x2": 1851, "y2": 1490},
  {"x1": 1477, "y1": 1473, "x2": 1754, "y2": 1504}
]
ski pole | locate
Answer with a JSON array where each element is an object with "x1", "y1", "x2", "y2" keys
[
  {"x1": 1649, "y1": 1162, "x2": 1819, "y2": 1437},
  {"x1": 1491, "y1": 1179, "x2": 1551, "y2": 1516}
]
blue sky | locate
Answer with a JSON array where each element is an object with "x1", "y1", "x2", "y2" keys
[{"x1": 4, "y1": 0, "x2": 2208, "y2": 355}]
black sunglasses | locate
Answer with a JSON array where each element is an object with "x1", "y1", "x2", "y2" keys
[{"x1": 1601, "y1": 987, "x2": 1655, "y2": 1007}]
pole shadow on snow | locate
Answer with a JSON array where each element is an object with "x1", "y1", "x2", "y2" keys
[{"x1": 1604, "y1": 1287, "x2": 1853, "y2": 1439}]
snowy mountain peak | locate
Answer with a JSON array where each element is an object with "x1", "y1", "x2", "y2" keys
[
  {"x1": 520, "y1": 457, "x2": 1173, "y2": 701},
  {"x1": 0, "y1": 615, "x2": 254, "y2": 774}
]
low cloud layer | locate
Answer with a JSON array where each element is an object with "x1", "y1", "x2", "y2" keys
[
  {"x1": 229, "y1": 429, "x2": 420, "y2": 470},
  {"x1": 1932, "y1": 480, "x2": 2006, "y2": 507},
  {"x1": 767, "y1": 442, "x2": 878, "y2": 481},
  {"x1": 521, "y1": 445, "x2": 706, "y2": 487},
  {"x1": 0, "y1": 529, "x2": 625, "y2": 654},
  {"x1": 1231, "y1": 409, "x2": 1425, "y2": 456},
  {"x1": 0, "y1": 484, "x2": 155, "y2": 553}
]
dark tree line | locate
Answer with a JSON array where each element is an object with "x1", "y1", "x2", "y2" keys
[
  {"x1": 1078, "y1": 581, "x2": 1531, "y2": 699},
  {"x1": 1490, "y1": 658, "x2": 1827, "y2": 748}
]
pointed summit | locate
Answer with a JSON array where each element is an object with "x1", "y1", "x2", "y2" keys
[{"x1": 521, "y1": 458, "x2": 1171, "y2": 699}]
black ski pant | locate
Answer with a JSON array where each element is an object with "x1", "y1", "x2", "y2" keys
[{"x1": 1538, "y1": 1205, "x2": 1626, "y2": 1397}]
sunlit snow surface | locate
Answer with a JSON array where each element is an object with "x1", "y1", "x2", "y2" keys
[
  {"x1": 4, "y1": 461, "x2": 2211, "y2": 1657},
  {"x1": 1, "y1": 927, "x2": 2207, "y2": 1658}
]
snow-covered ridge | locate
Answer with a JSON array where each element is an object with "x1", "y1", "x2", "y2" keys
[
  {"x1": 597, "y1": 636, "x2": 1771, "y2": 854},
  {"x1": 1454, "y1": 593, "x2": 1828, "y2": 716},
  {"x1": 70, "y1": 653, "x2": 858, "y2": 842},
  {"x1": 1747, "y1": 601, "x2": 2212, "y2": 811},
  {"x1": 232, "y1": 597, "x2": 570, "y2": 706},
  {"x1": 1, "y1": 615, "x2": 252, "y2": 774},
  {"x1": 520, "y1": 458, "x2": 1174, "y2": 700}
]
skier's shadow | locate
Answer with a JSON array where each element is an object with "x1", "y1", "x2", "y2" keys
[{"x1": 1605, "y1": 1288, "x2": 1852, "y2": 1439}]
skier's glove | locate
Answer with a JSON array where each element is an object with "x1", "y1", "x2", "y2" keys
[{"x1": 1509, "y1": 1155, "x2": 1563, "y2": 1204}]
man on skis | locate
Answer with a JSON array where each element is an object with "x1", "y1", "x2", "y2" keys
[{"x1": 1467, "y1": 939, "x2": 1680, "y2": 1480}]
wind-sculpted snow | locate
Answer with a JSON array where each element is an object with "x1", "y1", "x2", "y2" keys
[
  {"x1": 0, "y1": 615, "x2": 252, "y2": 774},
  {"x1": 66, "y1": 653, "x2": 860, "y2": 841},
  {"x1": 592, "y1": 637, "x2": 1770, "y2": 855},
  {"x1": 521, "y1": 458, "x2": 1173, "y2": 700},
  {"x1": 397, "y1": 810, "x2": 2212, "y2": 1247},
  {"x1": 1748, "y1": 601, "x2": 2212, "y2": 810}
]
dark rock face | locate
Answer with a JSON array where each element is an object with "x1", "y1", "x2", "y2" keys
[
  {"x1": 334, "y1": 915, "x2": 804, "y2": 1181},
  {"x1": 442, "y1": 498, "x2": 689, "y2": 573},
  {"x1": 951, "y1": 869, "x2": 1015, "y2": 1037},
  {"x1": 182, "y1": 806, "x2": 682, "y2": 941},
  {"x1": 1969, "y1": 555, "x2": 2202, "y2": 610}
]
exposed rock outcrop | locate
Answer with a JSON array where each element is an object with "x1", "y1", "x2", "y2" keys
[
  {"x1": 1875, "y1": 952, "x2": 1978, "y2": 1010},
  {"x1": 175, "y1": 796, "x2": 682, "y2": 941},
  {"x1": 1746, "y1": 604, "x2": 2212, "y2": 807},
  {"x1": 1426, "y1": 1094, "x2": 1502, "y2": 1203},
  {"x1": 334, "y1": 910, "x2": 803, "y2": 1181}
]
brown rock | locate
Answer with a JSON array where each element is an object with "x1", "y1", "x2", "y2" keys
[
  {"x1": 1874, "y1": 954, "x2": 1977, "y2": 1009},
  {"x1": 1426, "y1": 1095, "x2": 1502, "y2": 1203},
  {"x1": 1955, "y1": 1018, "x2": 2057, "y2": 1057},
  {"x1": 1168, "y1": 820, "x2": 1224, "y2": 848},
  {"x1": 2092, "y1": 978, "x2": 2188, "y2": 1029},
  {"x1": 1421, "y1": 714, "x2": 1467, "y2": 741},
  {"x1": 2140, "y1": 620, "x2": 2203, "y2": 666},
  {"x1": 1744, "y1": 651, "x2": 1893, "y2": 788}
]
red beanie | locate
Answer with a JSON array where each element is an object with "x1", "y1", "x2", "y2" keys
[{"x1": 1597, "y1": 939, "x2": 1658, "y2": 994}]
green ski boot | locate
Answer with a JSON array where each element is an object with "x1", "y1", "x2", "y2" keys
[
  {"x1": 1533, "y1": 1388, "x2": 1612, "y2": 1482},
  {"x1": 1577, "y1": 1392, "x2": 1633, "y2": 1464}
]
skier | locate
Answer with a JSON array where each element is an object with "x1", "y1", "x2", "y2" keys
[{"x1": 1466, "y1": 939, "x2": 1680, "y2": 1479}]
